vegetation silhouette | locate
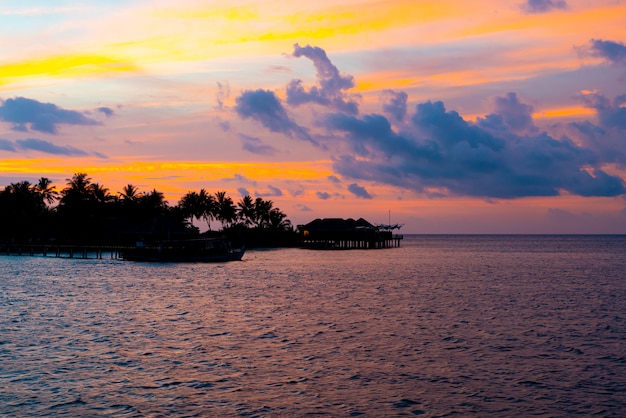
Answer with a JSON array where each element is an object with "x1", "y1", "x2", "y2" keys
[{"x1": 0, "y1": 173, "x2": 297, "y2": 247}]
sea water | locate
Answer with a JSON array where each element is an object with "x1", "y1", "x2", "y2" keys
[{"x1": 1, "y1": 235, "x2": 625, "y2": 416}]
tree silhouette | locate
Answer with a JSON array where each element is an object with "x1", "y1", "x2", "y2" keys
[
  {"x1": 0, "y1": 173, "x2": 295, "y2": 246},
  {"x1": 237, "y1": 195, "x2": 255, "y2": 227},
  {"x1": 215, "y1": 191, "x2": 236, "y2": 228}
]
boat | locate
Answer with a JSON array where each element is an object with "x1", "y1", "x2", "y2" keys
[{"x1": 120, "y1": 238, "x2": 245, "y2": 262}]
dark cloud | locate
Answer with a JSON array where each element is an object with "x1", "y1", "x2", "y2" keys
[
  {"x1": 492, "y1": 92, "x2": 537, "y2": 133},
  {"x1": 256, "y1": 185, "x2": 283, "y2": 197},
  {"x1": 235, "y1": 89, "x2": 313, "y2": 143},
  {"x1": 97, "y1": 107, "x2": 114, "y2": 118},
  {"x1": 522, "y1": 0, "x2": 568, "y2": 13},
  {"x1": 347, "y1": 183, "x2": 373, "y2": 199},
  {"x1": 0, "y1": 97, "x2": 100, "y2": 134},
  {"x1": 567, "y1": 92, "x2": 626, "y2": 166},
  {"x1": 267, "y1": 185, "x2": 283, "y2": 196},
  {"x1": 287, "y1": 43, "x2": 359, "y2": 115},
  {"x1": 224, "y1": 173, "x2": 258, "y2": 186},
  {"x1": 0, "y1": 138, "x2": 16, "y2": 152},
  {"x1": 295, "y1": 203, "x2": 312, "y2": 212},
  {"x1": 237, "y1": 187, "x2": 250, "y2": 197},
  {"x1": 328, "y1": 95, "x2": 624, "y2": 198},
  {"x1": 316, "y1": 191, "x2": 331, "y2": 200},
  {"x1": 589, "y1": 39, "x2": 626, "y2": 65},
  {"x1": 15, "y1": 138, "x2": 89, "y2": 156},
  {"x1": 579, "y1": 92, "x2": 626, "y2": 130},
  {"x1": 240, "y1": 134, "x2": 278, "y2": 156},
  {"x1": 234, "y1": 44, "x2": 625, "y2": 200},
  {"x1": 327, "y1": 175, "x2": 341, "y2": 184},
  {"x1": 381, "y1": 90, "x2": 408, "y2": 122}
]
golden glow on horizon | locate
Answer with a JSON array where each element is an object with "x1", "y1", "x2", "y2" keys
[
  {"x1": 0, "y1": 158, "x2": 334, "y2": 187},
  {"x1": 0, "y1": 54, "x2": 138, "y2": 87}
]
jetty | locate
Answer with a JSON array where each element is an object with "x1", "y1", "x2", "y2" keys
[
  {"x1": 0, "y1": 243, "x2": 125, "y2": 259},
  {"x1": 298, "y1": 218, "x2": 403, "y2": 249}
]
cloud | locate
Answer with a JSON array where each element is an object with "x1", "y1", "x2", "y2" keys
[
  {"x1": 235, "y1": 89, "x2": 313, "y2": 143},
  {"x1": 97, "y1": 107, "x2": 114, "y2": 118},
  {"x1": 255, "y1": 185, "x2": 284, "y2": 198},
  {"x1": 566, "y1": 92, "x2": 626, "y2": 166},
  {"x1": 218, "y1": 119, "x2": 231, "y2": 132},
  {"x1": 0, "y1": 97, "x2": 101, "y2": 134},
  {"x1": 381, "y1": 90, "x2": 408, "y2": 122},
  {"x1": 235, "y1": 44, "x2": 626, "y2": 200},
  {"x1": 267, "y1": 185, "x2": 283, "y2": 196},
  {"x1": 224, "y1": 173, "x2": 258, "y2": 186},
  {"x1": 329, "y1": 96, "x2": 624, "y2": 198},
  {"x1": 240, "y1": 134, "x2": 278, "y2": 156},
  {"x1": 237, "y1": 187, "x2": 250, "y2": 197},
  {"x1": 589, "y1": 39, "x2": 626, "y2": 66},
  {"x1": 0, "y1": 138, "x2": 16, "y2": 152},
  {"x1": 316, "y1": 191, "x2": 331, "y2": 200},
  {"x1": 15, "y1": 138, "x2": 89, "y2": 156},
  {"x1": 492, "y1": 92, "x2": 537, "y2": 134},
  {"x1": 579, "y1": 92, "x2": 626, "y2": 130},
  {"x1": 287, "y1": 43, "x2": 359, "y2": 115},
  {"x1": 328, "y1": 175, "x2": 341, "y2": 184},
  {"x1": 216, "y1": 81, "x2": 230, "y2": 110},
  {"x1": 522, "y1": 0, "x2": 568, "y2": 14},
  {"x1": 295, "y1": 203, "x2": 312, "y2": 212},
  {"x1": 348, "y1": 183, "x2": 373, "y2": 199}
]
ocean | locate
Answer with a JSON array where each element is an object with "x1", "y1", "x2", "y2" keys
[{"x1": 1, "y1": 235, "x2": 625, "y2": 416}]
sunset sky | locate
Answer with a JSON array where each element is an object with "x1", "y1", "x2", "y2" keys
[{"x1": 1, "y1": 0, "x2": 626, "y2": 233}]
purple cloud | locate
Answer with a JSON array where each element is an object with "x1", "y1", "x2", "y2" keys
[
  {"x1": 589, "y1": 39, "x2": 626, "y2": 66},
  {"x1": 347, "y1": 183, "x2": 373, "y2": 199},
  {"x1": 237, "y1": 187, "x2": 250, "y2": 197},
  {"x1": 97, "y1": 107, "x2": 114, "y2": 118},
  {"x1": 287, "y1": 43, "x2": 359, "y2": 115},
  {"x1": 522, "y1": 0, "x2": 568, "y2": 14},
  {"x1": 235, "y1": 89, "x2": 313, "y2": 143},
  {"x1": 492, "y1": 92, "x2": 537, "y2": 133},
  {"x1": 579, "y1": 92, "x2": 626, "y2": 130},
  {"x1": 327, "y1": 95, "x2": 624, "y2": 198},
  {"x1": 0, "y1": 97, "x2": 100, "y2": 134},
  {"x1": 15, "y1": 138, "x2": 89, "y2": 156},
  {"x1": 240, "y1": 134, "x2": 278, "y2": 156},
  {"x1": 0, "y1": 138, "x2": 16, "y2": 152},
  {"x1": 381, "y1": 90, "x2": 408, "y2": 122},
  {"x1": 316, "y1": 191, "x2": 331, "y2": 200}
]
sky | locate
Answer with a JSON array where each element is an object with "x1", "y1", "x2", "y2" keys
[{"x1": 1, "y1": 0, "x2": 626, "y2": 233}]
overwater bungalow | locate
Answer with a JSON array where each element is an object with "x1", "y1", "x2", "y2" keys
[{"x1": 298, "y1": 218, "x2": 403, "y2": 249}]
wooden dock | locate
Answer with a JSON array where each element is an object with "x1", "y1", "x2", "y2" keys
[
  {"x1": 0, "y1": 244, "x2": 126, "y2": 259},
  {"x1": 301, "y1": 234, "x2": 403, "y2": 250}
]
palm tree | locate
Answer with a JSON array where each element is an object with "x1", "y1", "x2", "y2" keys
[
  {"x1": 178, "y1": 191, "x2": 202, "y2": 225},
  {"x1": 237, "y1": 195, "x2": 255, "y2": 227},
  {"x1": 254, "y1": 197, "x2": 273, "y2": 228},
  {"x1": 140, "y1": 189, "x2": 168, "y2": 216},
  {"x1": 90, "y1": 183, "x2": 113, "y2": 205},
  {"x1": 34, "y1": 177, "x2": 57, "y2": 206},
  {"x1": 268, "y1": 208, "x2": 292, "y2": 231},
  {"x1": 215, "y1": 190, "x2": 236, "y2": 228},
  {"x1": 198, "y1": 189, "x2": 217, "y2": 231},
  {"x1": 119, "y1": 184, "x2": 140, "y2": 203},
  {"x1": 59, "y1": 173, "x2": 92, "y2": 208}
]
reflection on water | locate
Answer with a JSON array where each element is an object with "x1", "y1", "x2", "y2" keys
[{"x1": 1, "y1": 235, "x2": 625, "y2": 416}]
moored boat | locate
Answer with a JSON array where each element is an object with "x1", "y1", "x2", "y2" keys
[{"x1": 120, "y1": 238, "x2": 245, "y2": 262}]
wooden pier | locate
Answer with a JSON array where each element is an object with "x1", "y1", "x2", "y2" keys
[
  {"x1": 301, "y1": 234, "x2": 403, "y2": 250},
  {"x1": 299, "y1": 218, "x2": 403, "y2": 250},
  {"x1": 0, "y1": 244, "x2": 126, "y2": 259}
]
